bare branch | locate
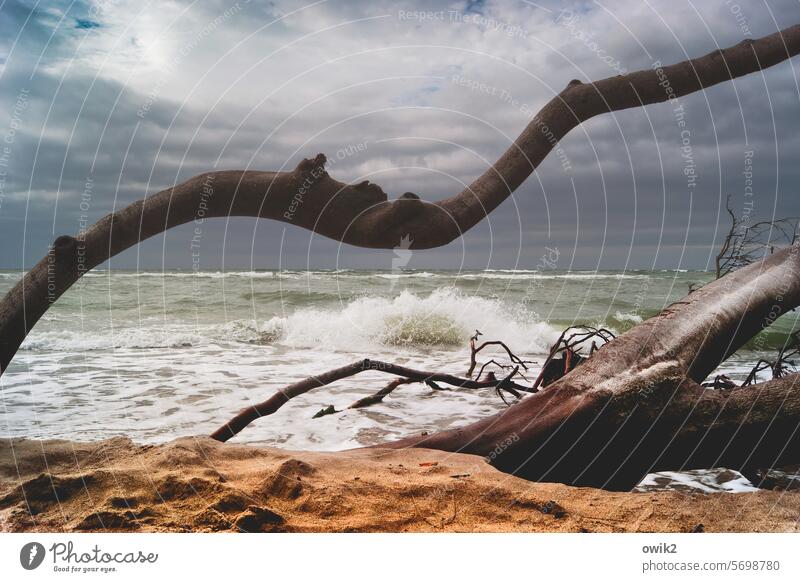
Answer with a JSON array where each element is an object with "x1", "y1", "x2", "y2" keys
[
  {"x1": 348, "y1": 378, "x2": 415, "y2": 409},
  {"x1": 531, "y1": 325, "x2": 615, "y2": 390},
  {"x1": 467, "y1": 339, "x2": 533, "y2": 377},
  {"x1": 210, "y1": 358, "x2": 532, "y2": 442},
  {"x1": 716, "y1": 195, "x2": 799, "y2": 278}
]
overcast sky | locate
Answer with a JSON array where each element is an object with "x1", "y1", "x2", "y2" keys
[{"x1": 1, "y1": 0, "x2": 798, "y2": 271}]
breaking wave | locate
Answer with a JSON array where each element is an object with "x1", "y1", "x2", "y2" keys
[
  {"x1": 259, "y1": 288, "x2": 560, "y2": 352},
  {"x1": 20, "y1": 288, "x2": 561, "y2": 354}
]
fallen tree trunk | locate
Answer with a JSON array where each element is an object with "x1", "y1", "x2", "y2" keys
[
  {"x1": 2, "y1": 25, "x2": 800, "y2": 373},
  {"x1": 206, "y1": 246, "x2": 800, "y2": 490},
  {"x1": 385, "y1": 245, "x2": 800, "y2": 490}
]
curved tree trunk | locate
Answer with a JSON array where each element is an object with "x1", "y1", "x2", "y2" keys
[{"x1": 2, "y1": 25, "x2": 799, "y2": 373}]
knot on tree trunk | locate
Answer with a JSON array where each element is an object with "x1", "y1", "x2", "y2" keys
[
  {"x1": 295, "y1": 153, "x2": 328, "y2": 178},
  {"x1": 50, "y1": 235, "x2": 80, "y2": 272}
]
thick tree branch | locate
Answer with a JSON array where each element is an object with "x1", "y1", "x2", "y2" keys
[
  {"x1": 2, "y1": 26, "x2": 799, "y2": 373},
  {"x1": 385, "y1": 246, "x2": 800, "y2": 490}
]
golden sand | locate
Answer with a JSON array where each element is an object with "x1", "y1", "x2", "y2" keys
[{"x1": 1, "y1": 437, "x2": 798, "y2": 532}]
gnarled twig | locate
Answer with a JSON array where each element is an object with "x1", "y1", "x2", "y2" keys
[{"x1": 467, "y1": 333, "x2": 534, "y2": 378}]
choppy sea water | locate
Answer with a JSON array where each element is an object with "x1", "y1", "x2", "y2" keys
[{"x1": 1, "y1": 268, "x2": 797, "y2": 492}]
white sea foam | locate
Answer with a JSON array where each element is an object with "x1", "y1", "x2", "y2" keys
[
  {"x1": 260, "y1": 288, "x2": 560, "y2": 353},
  {"x1": 636, "y1": 469, "x2": 759, "y2": 493},
  {"x1": 613, "y1": 310, "x2": 643, "y2": 324},
  {"x1": 81, "y1": 270, "x2": 277, "y2": 279},
  {"x1": 18, "y1": 288, "x2": 559, "y2": 354},
  {"x1": 71, "y1": 270, "x2": 653, "y2": 281},
  {"x1": 20, "y1": 327, "x2": 203, "y2": 351}
]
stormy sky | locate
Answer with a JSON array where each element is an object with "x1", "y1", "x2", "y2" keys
[{"x1": 0, "y1": 0, "x2": 798, "y2": 271}]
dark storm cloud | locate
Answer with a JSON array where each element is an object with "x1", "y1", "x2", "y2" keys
[{"x1": 1, "y1": 0, "x2": 799, "y2": 271}]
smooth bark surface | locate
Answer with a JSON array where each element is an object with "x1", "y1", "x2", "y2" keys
[{"x1": 386, "y1": 246, "x2": 800, "y2": 490}]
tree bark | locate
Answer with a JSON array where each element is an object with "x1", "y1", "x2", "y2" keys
[
  {"x1": 203, "y1": 245, "x2": 800, "y2": 490},
  {"x1": 385, "y1": 245, "x2": 800, "y2": 490},
  {"x1": 2, "y1": 25, "x2": 800, "y2": 373}
]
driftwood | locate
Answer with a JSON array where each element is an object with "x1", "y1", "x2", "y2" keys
[
  {"x1": 467, "y1": 331, "x2": 533, "y2": 378},
  {"x1": 2, "y1": 27, "x2": 800, "y2": 492},
  {"x1": 741, "y1": 330, "x2": 800, "y2": 386},
  {"x1": 532, "y1": 325, "x2": 615, "y2": 390},
  {"x1": 2, "y1": 26, "x2": 799, "y2": 373},
  {"x1": 212, "y1": 332, "x2": 534, "y2": 439},
  {"x1": 716, "y1": 195, "x2": 799, "y2": 278},
  {"x1": 210, "y1": 360, "x2": 527, "y2": 441},
  {"x1": 385, "y1": 245, "x2": 800, "y2": 490},
  {"x1": 348, "y1": 378, "x2": 416, "y2": 409}
]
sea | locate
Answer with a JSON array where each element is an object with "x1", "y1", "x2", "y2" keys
[{"x1": 2, "y1": 268, "x2": 797, "y2": 492}]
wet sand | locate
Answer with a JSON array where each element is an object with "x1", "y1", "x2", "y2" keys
[{"x1": 1, "y1": 437, "x2": 798, "y2": 532}]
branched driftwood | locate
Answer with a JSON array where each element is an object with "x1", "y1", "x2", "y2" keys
[
  {"x1": 2, "y1": 26, "x2": 799, "y2": 374},
  {"x1": 741, "y1": 330, "x2": 800, "y2": 386},
  {"x1": 210, "y1": 359, "x2": 527, "y2": 442},
  {"x1": 467, "y1": 330, "x2": 534, "y2": 378},
  {"x1": 476, "y1": 359, "x2": 532, "y2": 383},
  {"x1": 700, "y1": 331, "x2": 800, "y2": 389},
  {"x1": 532, "y1": 325, "x2": 615, "y2": 390},
  {"x1": 716, "y1": 195, "x2": 799, "y2": 278},
  {"x1": 701, "y1": 374, "x2": 737, "y2": 390},
  {"x1": 348, "y1": 378, "x2": 416, "y2": 409}
]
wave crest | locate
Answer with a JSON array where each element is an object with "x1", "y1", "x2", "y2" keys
[{"x1": 258, "y1": 288, "x2": 558, "y2": 352}]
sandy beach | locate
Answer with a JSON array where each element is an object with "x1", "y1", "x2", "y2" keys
[{"x1": 1, "y1": 437, "x2": 798, "y2": 533}]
